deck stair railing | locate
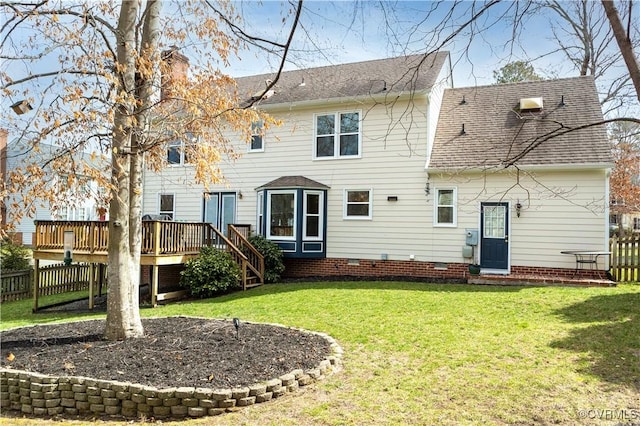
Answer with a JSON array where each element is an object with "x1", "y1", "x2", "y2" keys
[{"x1": 228, "y1": 224, "x2": 264, "y2": 288}]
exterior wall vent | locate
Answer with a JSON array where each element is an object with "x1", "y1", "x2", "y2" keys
[{"x1": 520, "y1": 97, "x2": 543, "y2": 111}]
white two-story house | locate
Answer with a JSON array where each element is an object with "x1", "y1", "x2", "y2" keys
[{"x1": 142, "y1": 52, "x2": 613, "y2": 282}]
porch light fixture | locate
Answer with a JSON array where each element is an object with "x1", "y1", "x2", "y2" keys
[
  {"x1": 424, "y1": 182, "x2": 430, "y2": 196},
  {"x1": 10, "y1": 100, "x2": 33, "y2": 115},
  {"x1": 516, "y1": 201, "x2": 522, "y2": 218}
]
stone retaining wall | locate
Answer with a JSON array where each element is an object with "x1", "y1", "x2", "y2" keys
[{"x1": 0, "y1": 331, "x2": 342, "y2": 420}]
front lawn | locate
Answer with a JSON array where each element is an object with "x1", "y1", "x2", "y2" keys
[{"x1": 1, "y1": 281, "x2": 639, "y2": 425}]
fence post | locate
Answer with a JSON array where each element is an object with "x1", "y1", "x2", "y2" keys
[{"x1": 32, "y1": 259, "x2": 40, "y2": 312}]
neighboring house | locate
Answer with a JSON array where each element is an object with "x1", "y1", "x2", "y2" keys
[
  {"x1": 3, "y1": 136, "x2": 107, "y2": 246},
  {"x1": 143, "y1": 53, "x2": 613, "y2": 281}
]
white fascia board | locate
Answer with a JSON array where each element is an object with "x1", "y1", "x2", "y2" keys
[{"x1": 257, "y1": 91, "x2": 430, "y2": 112}]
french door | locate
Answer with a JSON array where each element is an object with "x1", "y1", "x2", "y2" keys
[{"x1": 204, "y1": 192, "x2": 236, "y2": 235}]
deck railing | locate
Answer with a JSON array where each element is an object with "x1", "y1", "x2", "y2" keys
[
  {"x1": 34, "y1": 220, "x2": 264, "y2": 289},
  {"x1": 35, "y1": 221, "x2": 109, "y2": 252}
]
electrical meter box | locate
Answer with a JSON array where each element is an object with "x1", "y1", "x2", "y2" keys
[{"x1": 465, "y1": 229, "x2": 479, "y2": 246}]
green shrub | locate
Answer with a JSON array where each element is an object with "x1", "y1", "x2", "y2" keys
[
  {"x1": 0, "y1": 238, "x2": 31, "y2": 271},
  {"x1": 180, "y1": 246, "x2": 241, "y2": 298},
  {"x1": 248, "y1": 235, "x2": 285, "y2": 283}
]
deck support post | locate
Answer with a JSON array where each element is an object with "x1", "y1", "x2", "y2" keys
[
  {"x1": 32, "y1": 259, "x2": 40, "y2": 312},
  {"x1": 151, "y1": 264, "x2": 159, "y2": 307},
  {"x1": 88, "y1": 263, "x2": 95, "y2": 310}
]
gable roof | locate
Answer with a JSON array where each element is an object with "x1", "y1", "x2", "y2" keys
[
  {"x1": 236, "y1": 52, "x2": 450, "y2": 106},
  {"x1": 429, "y1": 76, "x2": 613, "y2": 170}
]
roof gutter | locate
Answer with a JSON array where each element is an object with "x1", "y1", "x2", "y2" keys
[{"x1": 426, "y1": 162, "x2": 615, "y2": 173}]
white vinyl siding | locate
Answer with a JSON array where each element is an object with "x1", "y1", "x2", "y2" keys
[{"x1": 142, "y1": 93, "x2": 609, "y2": 271}]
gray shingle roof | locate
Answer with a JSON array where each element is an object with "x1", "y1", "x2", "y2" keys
[
  {"x1": 256, "y1": 176, "x2": 330, "y2": 190},
  {"x1": 429, "y1": 76, "x2": 613, "y2": 170},
  {"x1": 236, "y1": 52, "x2": 449, "y2": 106}
]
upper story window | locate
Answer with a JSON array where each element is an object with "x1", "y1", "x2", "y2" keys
[
  {"x1": 315, "y1": 111, "x2": 361, "y2": 159},
  {"x1": 344, "y1": 189, "x2": 372, "y2": 220},
  {"x1": 167, "y1": 135, "x2": 194, "y2": 165},
  {"x1": 434, "y1": 188, "x2": 457, "y2": 227},
  {"x1": 249, "y1": 121, "x2": 264, "y2": 152}
]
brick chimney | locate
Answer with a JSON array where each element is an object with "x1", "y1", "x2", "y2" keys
[{"x1": 161, "y1": 47, "x2": 189, "y2": 101}]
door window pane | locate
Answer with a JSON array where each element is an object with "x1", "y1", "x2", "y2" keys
[{"x1": 483, "y1": 206, "x2": 506, "y2": 238}]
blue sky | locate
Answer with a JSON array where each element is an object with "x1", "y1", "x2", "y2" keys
[
  {"x1": 2, "y1": 0, "x2": 635, "y2": 126},
  {"x1": 224, "y1": 0, "x2": 573, "y2": 87}
]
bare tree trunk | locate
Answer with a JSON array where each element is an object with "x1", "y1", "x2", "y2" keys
[
  {"x1": 602, "y1": 0, "x2": 640, "y2": 101},
  {"x1": 105, "y1": 0, "x2": 144, "y2": 340}
]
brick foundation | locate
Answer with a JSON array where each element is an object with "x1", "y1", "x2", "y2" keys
[{"x1": 283, "y1": 258, "x2": 606, "y2": 282}]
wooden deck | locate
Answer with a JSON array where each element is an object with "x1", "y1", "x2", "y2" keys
[{"x1": 32, "y1": 220, "x2": 264, "y2": 308}]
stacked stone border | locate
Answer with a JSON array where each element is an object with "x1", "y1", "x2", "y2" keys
[{"x1": 0, "y1": 318, "x2": 343, "y2": 420}]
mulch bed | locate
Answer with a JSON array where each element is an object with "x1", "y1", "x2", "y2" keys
[{"x1": 0, "y1": 317, "x2": 332, "y2": 390}]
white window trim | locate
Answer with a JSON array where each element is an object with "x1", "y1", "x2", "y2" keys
[
  {"x1": 313, "y1": 111, "x2": 362, "y2": 160},
  {"x1": 257, "y1": 192, "x2": 264, "y2": 235},
  {"x1": 248, "y1": 121, "x2": 265, "y2": 153},
  {"x1": 343, "y1": 188, "x2": 373, "y2": 220},
  {"x1": 266, "y1": 190, "x2": 297, "y2": 241},
  {"x1": 158, "y1": 192, "x2": 176, "y2": 219},
  {"x1": 168, "y1": 134, "x2": 197, "y2": 166},
  {"x1": 303, "y1": 190, "x2": 324, "y2": 240},
  {"x1": 433, "y1": 187, "x2": 457, "y2": 227}
]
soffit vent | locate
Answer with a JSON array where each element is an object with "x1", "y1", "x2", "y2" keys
[{"x1": 520, "y1": 97, "x2": 543, "y2": 111}]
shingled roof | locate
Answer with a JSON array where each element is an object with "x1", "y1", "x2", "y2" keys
[
  {"x1": 236, "y1": 52, "x2": 450, "y2": 106},
  {"x1": 256, "y1": 176, "x2": 330, "y2": 190},
  {"x1": 428, "y1": 76, "x2": 613, "y2": 170}
]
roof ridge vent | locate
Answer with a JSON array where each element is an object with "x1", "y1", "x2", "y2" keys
[{"x1": 520, "y1": 97, "x2": 543, "y2": 111}]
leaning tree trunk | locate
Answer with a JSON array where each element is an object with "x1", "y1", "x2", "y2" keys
[
  {"x1": 105, "y1": 0, "x2": 144, "y2": 341},
  {"x1": 602, "y1": 0, "x2": 640, "y2": 102}
]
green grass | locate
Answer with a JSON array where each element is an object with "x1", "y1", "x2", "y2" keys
[{"x1": 1, "y1": 281, "x2": 639, "y2": 425}]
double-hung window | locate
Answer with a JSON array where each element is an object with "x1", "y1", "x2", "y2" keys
[
  {"x1": 344, "y1": 189, "x2": 372, "y2": 219},
  {"x1": 159, "y1": 193, "x2": 175, "y2": 219},
  {"x1": 249, "y1": 120, "x2": 264, "y2": 152},
  {"x1": 434, "y1": 188, "x2": 457, "y2": 227},
  {"x1": 315, "y1": 111, "x2": 360, "y2": 159},
  {"x1": 167, "y1": 135, "x2": 194, "y2": 165}
]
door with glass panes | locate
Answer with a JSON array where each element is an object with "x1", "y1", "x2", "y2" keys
[{"x1": 204, "y1": 192, "x2": 236, "y2": 236}]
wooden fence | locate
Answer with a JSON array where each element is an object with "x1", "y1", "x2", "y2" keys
[
  {"x1": 1, "y1": 269, "x2": 33, "y2": 302},
  {"x1": 1, "y1": 263, "x2": 95, "y2": 302},
  {"x1": 610, "y1": 234, "x2": 640, "y2": 282}
]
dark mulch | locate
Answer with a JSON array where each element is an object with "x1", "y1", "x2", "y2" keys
[{"x1": 0, "y1": 317, "x2": 332, "y2": 389}]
